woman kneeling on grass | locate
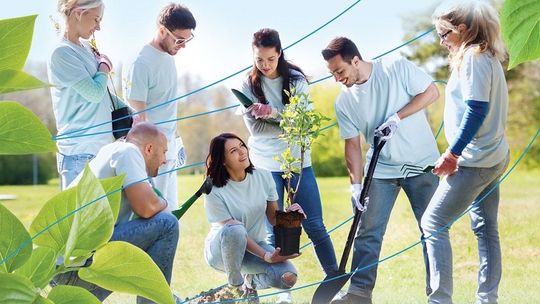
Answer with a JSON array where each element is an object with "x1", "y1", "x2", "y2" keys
[{"x1": 202, "y1": 133, "x2": 305, "y2": 303}]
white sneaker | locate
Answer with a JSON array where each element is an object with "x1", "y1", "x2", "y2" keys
[{"x1": 275, "y1": 291, "x2": 292, "y2": 304}]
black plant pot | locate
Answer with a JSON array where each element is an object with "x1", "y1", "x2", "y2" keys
[
  {"x1": 274, "y1": 210, "x2": 304, "y2": 256},
  {"x1": 273, "y1": 226, "x2": 302, "y2": 256}
]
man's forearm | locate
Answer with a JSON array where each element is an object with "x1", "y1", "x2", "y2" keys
[{"x1": 345, "y1": 137, "x2": 364, "y2": 184}]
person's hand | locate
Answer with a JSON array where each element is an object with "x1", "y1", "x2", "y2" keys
[
  {"x1": 432, "y1": 150, "x2": 459, "y2": 177},
  {"x1": 350, "y1": 183, "x2": 364, "y2": 210},
  {"x1": 286, "y1": 203, "x2": 307, "y2": 219},
  {"x1": 375, "y1": 113, "x2": 401, "y2": 140},
  {"x1": 250, "y1": 103, "x2": 277, "y2": 119},
  {"x1": 264, "y1": 248, "x2": 301, "y2": 263},
  {"x1": 132, "y1": 114, "x2": 145, "y2": 125},
  {"x1": 97, "y1": 54, "x2": 113, "y2": 72}
]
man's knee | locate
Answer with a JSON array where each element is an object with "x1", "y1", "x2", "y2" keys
[{"x1": 281, "y1": 272, "x2": 297, "y2": 288}]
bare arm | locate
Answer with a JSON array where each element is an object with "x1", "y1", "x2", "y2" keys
[
  {"x1": 396, "y1": 83, "x2": 439, "y2": 120},
  {"x1": 345, "y1": 136, "x2": 364, "y2": 184},
  {"x1": 128, "y1": 100, "x2": 147, "y2": 123},
  {"x1": 124, "y1": 182, "x2": 167, "y2": 218},
  {"x1": 265, "y1": 201, "x2": 279, "y2": 226}
]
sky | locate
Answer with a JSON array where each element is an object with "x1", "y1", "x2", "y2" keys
[{"x1": 0, "y1": 0, "x2": 439, "y2": 87}]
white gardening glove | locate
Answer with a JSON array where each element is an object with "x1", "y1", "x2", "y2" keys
[
  {"x1": 250, "y1": 103, "x2": 279, "y2": 119},
  {"x1": 350, "y1": 183, "x2": 369, "y2": 211},
  {"x1": 375, "y1": 113, "x2": 401, "y2": 140}
]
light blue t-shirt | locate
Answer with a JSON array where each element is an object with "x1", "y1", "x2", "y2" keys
[
  {"x1": 240, "y1": 70, "x2": 312, "y2": 171},
  {"x1": 70, "y1": 141, "x2": 150, "y2": 225},
  {"x1": 335, "y1": 57, "x2": 439, "y2": 178},
  {"x1": 204, "y1": 168, "x2": 278, "y2": 243},
  {"x1": 48, "y1": 38, "x2": 113, "y2": 155},
  {"x1": 125, "y1": 44, "x2": 178, "y2": 160},
  {"x1": 445, "y1": 47, "x2": 509, "y2": 167}
]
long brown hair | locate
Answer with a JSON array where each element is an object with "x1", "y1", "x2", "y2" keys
[
  {"x1": 249, "y1": 28, "x2": 306, "y2": 105},
  {"x1": 206, "y1": 133, "x2": 254, "y2": 187}
]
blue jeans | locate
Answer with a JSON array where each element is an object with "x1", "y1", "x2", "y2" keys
[
  {"x1": 348, "y1": 172, "x2": 439, "y2": 299},
  {"x1": 269, "y1": 167, "x2": 338, "y2": 275},
  {"x1": 421, "y1": 155, "x2": 509, "y2": 304},
  {"x1": 205, "y1": 224, "x2": 297, "y2": 289},
  {"x1": 51, "y1": 212, "x2": 179, "y2": 303},
  {"x1": 57, "y1": 153, "x2": 95, "y2": 190}
]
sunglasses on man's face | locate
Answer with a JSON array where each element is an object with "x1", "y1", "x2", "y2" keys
[{"x1": 164, "y1": 27, "x2": 194, "y2": 45}]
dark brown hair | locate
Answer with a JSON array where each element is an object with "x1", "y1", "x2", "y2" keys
[
  {"x1": 321, "y1": 37, "x2": 363, "y2": 63},
  {"x1": 206, "y1": 133, "x2": 254, "y2": 188},
  {"x1": 249, "y1": 28, "x2": 306, "y2": 105},
  {"x1": 157, "y1": 3, "x2": 196, "y2": 31}
]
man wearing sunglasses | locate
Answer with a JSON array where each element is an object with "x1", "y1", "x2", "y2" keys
[{"x1": 125, "y1": 3, "x2": 196, "y2": 215}]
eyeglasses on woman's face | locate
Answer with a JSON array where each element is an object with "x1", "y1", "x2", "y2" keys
[{"x1": 437, "y1": 29, "x2": 452, "y2": 41}]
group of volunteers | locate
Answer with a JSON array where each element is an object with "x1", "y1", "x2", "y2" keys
[{"x1": 47, "y1": 0, "x2": 509, "y2": 303}]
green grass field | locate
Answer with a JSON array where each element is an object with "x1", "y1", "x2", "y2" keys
[{"x1": 1, "y1": 169, "x2": 539, "y2": 303}]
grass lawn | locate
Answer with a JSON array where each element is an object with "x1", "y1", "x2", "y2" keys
[{"x1": 1, "y1": 169, "x2": 539, "y2": 303}]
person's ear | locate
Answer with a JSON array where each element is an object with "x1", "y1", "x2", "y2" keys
[{"x1": 457, "y1": 23, "x2": 467, "y2": 33}]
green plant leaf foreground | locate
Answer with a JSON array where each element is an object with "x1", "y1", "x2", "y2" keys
[
  {"x1": 79, "y1": 241, "x2": 175, "y2": 304},
  {"x1": 501, "y1": 0, "x2": 540, "y2": 69},
  {"x1": 0, "y1": 102, "x2": 56, "y2": 155}
]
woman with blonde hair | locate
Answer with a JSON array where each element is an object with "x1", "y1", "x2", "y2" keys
[
  {"x1": 421, "y1": 1, "x2": 510, "y2": 303},
  {"x1": 49, "y1": 0, "x2": 116, "y2": 189}
]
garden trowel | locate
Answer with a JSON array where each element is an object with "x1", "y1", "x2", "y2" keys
[{"x1": 172, "y1": 176, "x2": 213, "y2": 220}]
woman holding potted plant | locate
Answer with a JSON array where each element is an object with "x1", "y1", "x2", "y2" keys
[
  {"x1": 203, "y1": 133, "x2": 303, "y2": 301},
  {"x1": 238, "y1": 28, "x2": 338, "y2": 302},
  {"x1": 49, "y1": 0, "x2": 114, "y2": 189}
]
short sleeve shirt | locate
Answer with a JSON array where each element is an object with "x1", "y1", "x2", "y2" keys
[
  {"x1": 444, "y1": 47, "x2": 509, "y2": 167},
  {"x1": 125, "y1": 44, "x2": 178, "y2": 160},
  {"x1": 334, "y1": 57, "x2": 439, "y2": 178},
  {"x1": 204, "y1": 169, "x2": 278, "y2": 243}
]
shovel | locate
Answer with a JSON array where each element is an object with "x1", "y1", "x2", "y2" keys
[
  {"x1": 311, "y1": 133, "x2": 388, "y2": 304},
  {"x1": 172, "y1": 176, "x2": 213, "y2": 220}
]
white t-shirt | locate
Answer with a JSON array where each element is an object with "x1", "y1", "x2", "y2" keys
[
  {"x1": 445, "y1": 47, "x2": 509, "y2": 167},
  {"x1": 70, "y1": 141, "x2": 150, "y2": 224},
  {"x1": 335, "y1": 56, "x2": 439, "y2": 178},
  {"x1": 240, "y1": 70, "x2": 312, "y2": 171},
  {"x1": 204, "y1": 168, "x2": 278, "y2": 243},
  {"x1": 48, "y1": 38, "x2": 113, "y2": 155},
  {"x1": 125, "y1": 44, "x2": 179, "y2": 160}
]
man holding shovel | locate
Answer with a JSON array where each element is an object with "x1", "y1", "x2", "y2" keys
[{"x1": 320, "y1": 37, "x2": 440, "y2": 304}]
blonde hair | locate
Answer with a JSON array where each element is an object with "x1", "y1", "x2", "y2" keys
[
  {"x1": 433, "y1": 0, "x2": 506, "y2": 71},
  {"x1": 57, "y1": 0, "x2": 103, "y2": 17}
]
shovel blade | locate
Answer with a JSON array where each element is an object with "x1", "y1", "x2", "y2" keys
[{"x1": 311, "y1": 271, "x2": 352, "y2": 304}]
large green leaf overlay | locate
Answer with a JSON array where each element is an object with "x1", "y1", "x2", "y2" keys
[
  {"x1": 29, "y1": 175, "x2": 124, "y2": 256},
  {"x1": 501, "y1": 0, "x2": 540, "y2": 69},
  {"x1": 48, "y1": 285, "x2": 101, "y2": 304},
  {"x1": 0, "y1": 69, "x2": 50, "y2": 94},
  {"x1": 14, "y1": 247, "x2": 56, "y2": 289},
  {"x1": 0, "y1": 272, "x2": 38, "y2": 304},
  {"x1": 0, "y1": 102, "x2": 56, "y2": 155},
  {"x1": 79, "y1": 242, "x2": 175, "y2": 304},
  {"x1": 65, "y1": 165, "x2": 114, "y2": 261},
  {"x1": 0, "y1": 204, "x2": 32, "y2": 273},
  {"x1": 0, "y1": 15, "x2": 36, "y2": 71}
]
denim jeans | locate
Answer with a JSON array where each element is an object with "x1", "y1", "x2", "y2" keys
[
  {"x1": 348, "y1": 172, "x2": 439, "y2": 299},
  {"x1": 56, "y1": 153, "x2": 95, "y2": 190},
  {"x1": 51, "y1": 212, "x2": 179, "y2": 303},
  {"x1": 205, "y1": 224, "x2": 297, "y2": 290},
  {"x1": 269, "y1": 167, "x2": 338, "y2": 275},
  {"x1": 421, "y1": 155, "x2": 509, "y2": 304}
]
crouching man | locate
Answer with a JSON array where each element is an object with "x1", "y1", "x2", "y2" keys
[{"x1": 52, "y1": 122, "x2": 179, "y2": 303}]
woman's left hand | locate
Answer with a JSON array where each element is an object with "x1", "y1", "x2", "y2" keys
[
  {"x1": 286, "y1": 203, "x2": 307, "y2": 219},
  {"x1": 432, "y1": 150, "x2": 459, "y2": 177}
]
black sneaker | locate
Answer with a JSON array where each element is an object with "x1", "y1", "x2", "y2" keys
[{"x1": 331, "y1": 292, "x2": 372, "y2": 304}]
